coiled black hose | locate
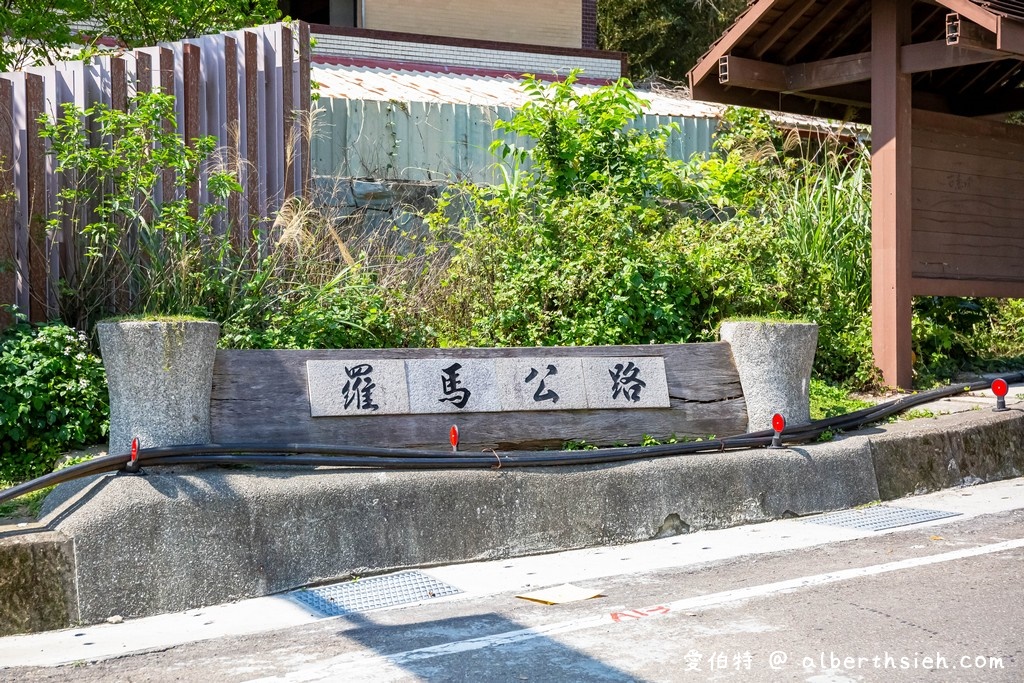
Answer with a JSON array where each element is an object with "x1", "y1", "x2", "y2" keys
[{"x1": 1, "y1": 373, "x2": 1020, "y2": 507}]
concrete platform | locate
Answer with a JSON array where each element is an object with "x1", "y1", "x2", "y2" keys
[{"x1": 2, "y1": 387, "x2": 1023, "y2": 634}]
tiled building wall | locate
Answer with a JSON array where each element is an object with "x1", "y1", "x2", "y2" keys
[
  {"x1": 582, "y1": 0, "x2": 598, "y2": 49},
  {"x1": 363, "y1": 0, "x2": 582, "y2": 48},
  {"x1": 312, "y1": 32, "x2": 623, "y2": 79}
]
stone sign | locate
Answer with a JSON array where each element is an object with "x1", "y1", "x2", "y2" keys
[{"x1": 306, "y1": 356, "x2": 670, "y2": 417}]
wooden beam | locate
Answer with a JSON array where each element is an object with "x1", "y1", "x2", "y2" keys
[
  {"x1": 691, "y1": 79, "x2": 861, "y2": 121},
  {"x1": 717, "y1": 54, "x2": 787, "y2": 90},
  {"x1": 800, "y1": 83, "x2": 871, "y2": 107},
  {"x1": 750, "y1": 0, "x2": 818, "y2": 59},
  {"x1": 996, "y1": 16, "x2": 1024, "y2": 55},
  {"x1": 900, "y1": 40, "x2": 1008, "y2": 73},
  {"x1": 690, "y1": 0, "x2": 787, "y2": 88},
  {"x1": 935, "y1": 0, "x2": 997, "y2": 33},
  {"x1": 912, "y1": 277, "x2": 1024, "y2": 299},
  {"x1": 779, "y1": 0, "x2": 852, "y2": 63},
  {"x1": 871, "y1": 0, "x2": 914, "y2": 390},
  {"x1": 788, "y1": 51, "x2": 871, "y2": 90}
]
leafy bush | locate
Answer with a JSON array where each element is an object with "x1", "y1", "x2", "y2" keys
[
  {"x1": 42, "y1": 90, "x2": 241, "y2": 330},
  {"x1": 0, "y1": 317, "x2": 108, "y2": 484}
]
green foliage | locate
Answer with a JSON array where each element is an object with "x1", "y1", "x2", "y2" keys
[
  {"x1": 87, "y1": 0, "x2": 281, "y2": 47},
  {"x1": 597, "y1": 0, "x2": 747, "y2": 82},
  {"x1": 0, "y1": 316, "x2": 108, "y2": 484},
  {"x1": 0, "y1": 0, "x2": 89, "y2": 71},
  {"x1": 42, "y1": 90, "x2": 242, "y2": 330},
  {"x1": 492, "y1": 72, "x2": 682, "y2": 201},
  {"x1": 427, "y1": 72, "x2": 695, "y2": 348},
  {"x1": 1, "y1": 0, "x2": 280, "y2": 71},
  {"x1": 809, "y1": 379, "x2": 873, "y2": 421}
]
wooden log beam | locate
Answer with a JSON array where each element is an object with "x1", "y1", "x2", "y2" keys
[{"x1": 871, "y1": 0, "x2": 914, "y2": 390}]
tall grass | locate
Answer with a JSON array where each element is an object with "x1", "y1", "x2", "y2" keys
[{"x1": 776, "y1": 143, "x2": 872, "y2": 312}]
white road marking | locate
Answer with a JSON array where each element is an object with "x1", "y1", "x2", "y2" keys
[{"x1": 252, "y1": 537, "x2": 1024, "y2": 682}]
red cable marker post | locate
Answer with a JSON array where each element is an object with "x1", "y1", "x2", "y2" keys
[
  {"x1": 992, "y1": 378, "x2": 1009, "y2": 412},
  {"x1": 769, "y1": 413, "x2": 786, "y2": 449},
  {"x1": 449, "y1": 425, "x2": 459, "y2": 452},
  {"x1": 124, "y1": 437, "x2": 142, "y2": 474}
]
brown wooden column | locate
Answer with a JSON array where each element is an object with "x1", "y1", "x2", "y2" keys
[{"x1": 871, "y1": 0, "x2": 914, "y2": 389}]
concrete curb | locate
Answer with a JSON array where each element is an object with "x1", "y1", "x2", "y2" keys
[{"x1": 3, "y1": 405, "x2": 1022, "y2": 632}]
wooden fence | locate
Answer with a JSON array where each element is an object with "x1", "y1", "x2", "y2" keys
[{"x1": 0, "y1": 22, "x2": 312, "y2": 328}]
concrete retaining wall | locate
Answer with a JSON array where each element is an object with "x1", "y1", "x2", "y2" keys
[{"x1": 3, "y1": 407, "x2": 1022, "y2": 633}]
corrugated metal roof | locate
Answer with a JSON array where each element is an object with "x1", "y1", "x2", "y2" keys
[{"x1": 312, "y1": 63, "x2": 723, "y2": 118}]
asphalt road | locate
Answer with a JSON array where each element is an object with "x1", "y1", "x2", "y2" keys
[{"x1": 4, "y1": 479, "x2": 1024, "y2": 682}]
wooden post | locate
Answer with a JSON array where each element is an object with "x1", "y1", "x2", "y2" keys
[
  {"x1": 183, "y1": 43, "x2": 201, "y2": 219},
  {"x1": 281, "y1": 24, "x2": 295, "y2": 200},
  {"x1": 871, "y1": 0, "x2": 914, "y2": 389},
  {"x1": 0, "y1": 78, "x2": 14, "y2": 329}
]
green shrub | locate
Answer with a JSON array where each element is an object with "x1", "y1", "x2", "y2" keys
[{"x1": 0, "y1": 317, "x2": 108, "y2": 484}]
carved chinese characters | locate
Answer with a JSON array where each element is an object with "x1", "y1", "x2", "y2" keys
[{"x1": 306, "y1": 356, "x2": 670, "y2": 417}]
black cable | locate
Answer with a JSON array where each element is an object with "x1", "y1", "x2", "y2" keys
[{"x1": 2, "y1": 373, "x2": 1019, "y2": 507}]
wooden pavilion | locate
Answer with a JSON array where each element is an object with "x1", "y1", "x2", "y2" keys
[{"x1": 689, "y1": 0, "x2": 1024, "y2": 388}]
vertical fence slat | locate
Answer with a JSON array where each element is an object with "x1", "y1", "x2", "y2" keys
[
  {"x1": 183, "y1": 43, "x2": 201, "y2": 219},
  {"x1": 25, "y1": 73, "x2": 47, "y2": 323},
  {"x1": 159, "y1": 47, "x2": 175, "y2": 205},
  {"x1": 0, "y1": 78, "x2": 14, "y2": 328},
  {"x1": 0, "y1": 22, "x2": 326, "y2": 326},
  {"x1": 298, "y1": 21, "x2": 311, "y2": 197},
  {"x1": 111, "y1": 58, "x2": 127, "y2": 112},
  {"x1": 281, "y1": 24, "x2": 294, "y2": 200},
  {"x1": 224, "y1": 35, "x2": 243, "y2": 249},
  {"x1": 136, "y1": 51, "x2": 155, "y2": 233},
  {"x1": 244, "y1": 31, "x2": 259, "y2": 235}
]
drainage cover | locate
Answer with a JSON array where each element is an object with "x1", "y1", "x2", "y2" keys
[
  {"x1": 804, "y1": 505, "x2": 961, "y2": 531},
  {"x1": 290, "y1": 570, "x2": 462, "y2": 616}
]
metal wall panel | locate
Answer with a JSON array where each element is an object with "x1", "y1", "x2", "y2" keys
[{"x1": 312, "y1": 97, "x2": 716, "y2": 184}]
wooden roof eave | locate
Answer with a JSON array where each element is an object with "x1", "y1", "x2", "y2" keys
[
  {"x1": 689, "y1": 0, "x2": 1024, "y2": 118},
  {"x1": 688, "y1": 0, "x2": 786, "y2": 91}
]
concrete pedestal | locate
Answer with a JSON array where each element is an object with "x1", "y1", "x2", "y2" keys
[
  {"x1": 720, "y1": 321, "x2": 818, "y2": 433},
  {"x1": 97, "y1": 320, "x2": 219, "y2": 454}
]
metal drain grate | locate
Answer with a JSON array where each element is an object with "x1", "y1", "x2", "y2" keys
[
  {"x1": 804, "y1": 505, "x2": 961, "y2": 531},
  {"x1": 290, "y1": 570, "x2": 462, "y2": 616}
]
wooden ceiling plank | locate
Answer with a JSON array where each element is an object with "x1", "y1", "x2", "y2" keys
[
  {"x1": 690, "y1": 0, "x2": 788, "y2": 88},
  {"x1": 750, "y1": 0, "x2": 820, "y2": 58},
  {"x1": 820, "y1": 10, "x2": 870, "y2": 58},
  {"x1": 779, "y1": 0, "x2": 854, "y2": 63}
]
